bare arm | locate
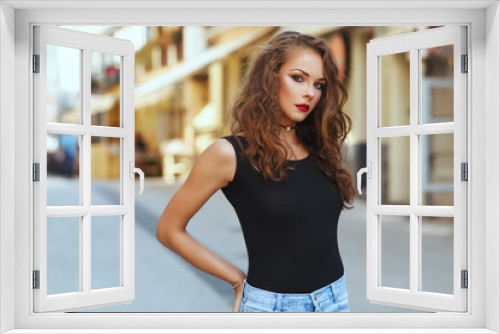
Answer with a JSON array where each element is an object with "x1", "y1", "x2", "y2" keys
[{"x1": 156, "y1": 138, "x2": 246, "y2": 294}]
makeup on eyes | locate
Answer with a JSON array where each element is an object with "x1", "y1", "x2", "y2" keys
[
  {"x1": 290, "y1": 68, "x2": 326, "y2": 82},
  {"x1": 291, "y1": 74, "x2": 324, "y2": 90},
  {"x1": 290, "y1": 70, "x2": 326, "y2": 89}
]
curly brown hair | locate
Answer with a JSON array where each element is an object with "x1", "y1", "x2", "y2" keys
[{"x1": 227, "y1": 31, "x2": 355, "y2": 210}]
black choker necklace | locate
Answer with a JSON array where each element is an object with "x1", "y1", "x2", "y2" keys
[{"x1": 279, "y1": 124, "x2": 297, "y2": 132}]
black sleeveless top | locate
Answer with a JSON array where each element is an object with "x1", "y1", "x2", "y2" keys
[{"x1": 220, "y1": 135, "x2": 345, "y2": 293}]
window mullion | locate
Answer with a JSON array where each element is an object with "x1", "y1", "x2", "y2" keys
[
  {"x1": 82, "y1": 47, "x2": 91, "y2": 294},
  {"x1": 409, "y1": 47, "x2": 419, "y2": 294},
  {"x1": 45, "y1": 123, "x2": 130, "y2": 137}
]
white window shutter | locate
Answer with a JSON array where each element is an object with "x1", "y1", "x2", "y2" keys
[
  {"x1": 364, "y1": 25, "x2": 467, "y2": 312},
  {"x1": 33, "y1": 25, "x2": 136, "y2": 312}
]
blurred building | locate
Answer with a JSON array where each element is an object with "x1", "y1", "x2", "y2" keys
[
  {"x1": 65, "y1": 25, "x2": 453, "y2": 207},
  {"x1": 133, "y1": 26, "x2": 279, "y2": 182}
]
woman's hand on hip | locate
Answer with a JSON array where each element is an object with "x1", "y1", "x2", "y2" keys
[{"x1": 232, "y1": 283, "x2": 245, "y2": 312}]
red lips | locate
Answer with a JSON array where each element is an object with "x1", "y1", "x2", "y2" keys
[{"x1": 295, "y1": 104, "x2": 309, "y2": 112}]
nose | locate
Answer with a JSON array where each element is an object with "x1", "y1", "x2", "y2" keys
[{"x1": 303, "y1": 83, "x2": 316, "y2": 100}]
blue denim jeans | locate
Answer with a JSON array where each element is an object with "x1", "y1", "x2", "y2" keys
[{"x1": 238, "y1": 274, "x2": 350, "y2": 312}]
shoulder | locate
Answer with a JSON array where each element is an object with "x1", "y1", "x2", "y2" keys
[
  {"x1": 192, "y1": 137, "x2": 239, "y2": 185},
  {"x1": 210, "y1": 137, "x2": 238, "y2": 160},
  {"x1": 200, "y1": 138, "x2": 237, "y2": 166}
]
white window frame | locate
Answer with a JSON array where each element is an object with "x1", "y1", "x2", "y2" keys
[
  {"x1": 33, "y1": 25, "x2": 136, "y2": 313},
  {"x1": 365, "y1": 26, "x2": 468, "y2": 312},
  {"x1": 0, "y1": 2, "x2": 498, "y2": 333}
]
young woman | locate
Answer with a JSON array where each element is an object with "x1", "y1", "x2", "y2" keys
[{"x1": 156, "y1": 31, "x2": 355, "y2": 312}]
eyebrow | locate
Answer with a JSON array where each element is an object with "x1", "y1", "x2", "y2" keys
[{"x1": 291, "y1": 69, "x2": 326, "y2": 81}]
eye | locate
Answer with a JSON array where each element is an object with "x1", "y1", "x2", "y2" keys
[
  {"x1": 292, "y1": 75, "x2": 303, "y2": 82},
  {"x1": 314, "y1": 82, "x2": 325, "y2": 90}
]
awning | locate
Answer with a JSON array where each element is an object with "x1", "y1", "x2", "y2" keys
[
  {"x1": 135, "y1": 27, "x2": 276, "y2": 107},
  {"x1": 192, "y1": 103, "x2": 218, "y2": 132}
]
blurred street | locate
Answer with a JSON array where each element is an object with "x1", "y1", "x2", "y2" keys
[{"x1": 44, "y1": 177, "x2": 454, "y2": 313}]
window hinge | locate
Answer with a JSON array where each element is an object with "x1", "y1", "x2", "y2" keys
[
  {"x1": 461, "y1": 54, "x2": 468, "y2": 73},
  {"x1": 33, "y1": 163, "x2": 40, "y2": 182},
  {"x1": 33, "y1": 270, "x2": 40, "y2": 289},
  {"x1": 33, "y1": 54, "x2": 40, "y2": 73},
  {"x1": 461, "y1": 162, "x2": 468, "y2": 181},
  {"x1": 461, "y1": 270, "x2": 468, "y2": 289}
]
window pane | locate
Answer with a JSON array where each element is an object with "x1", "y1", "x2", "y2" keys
[
  {"x1": 91, "y1": 137, "x2": 121, "y2": 205},
  {"x1": 420, "y1": 45, "x2": 454, "y2": 124},
  {"x1": 91, "y1": 216, "x2": 121, "y2": 290},
  {"x1": 47, "y1": 217, "x2": 80, "y2": 295},
  {"x1": 91, "y1": 52, "x2": 121, "y2": 127},
  {"x1": 381, "y1": 136, "x2": 410, "y2": 205},
  {"x1": 46, "y1": 44, "x2": 80, "y2": 124},
  {"x1": 421, "y1": 216, "x2": 454, "y2": 294},
  {"x1": 47, "y1": 134, "x2": 80, "y2": 206},
  {"x1": 421, "y1": 133, "x2": 454, "y2": 206},
  {"x1": 381, "y1": 215, "x2": 410, "y2": 290},
  {"x1": 380, "y1": 52, "x2": 410, "y2": 127}
]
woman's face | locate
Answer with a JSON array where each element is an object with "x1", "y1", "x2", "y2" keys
[{"x1": 277, "y1": 48, "x2": 325, "y2": 126}]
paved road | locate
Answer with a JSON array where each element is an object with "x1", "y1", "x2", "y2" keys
[{"x1": 47, "y1": 176, "x2": 453, "y2": 313}]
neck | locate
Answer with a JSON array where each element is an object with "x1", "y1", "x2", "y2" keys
[
  {"x1": 279, "y1": 124, "x2": 297, "y2": 131},
  {"x1": 278, "y1": 125, "x2": 299, "y2": 146}
]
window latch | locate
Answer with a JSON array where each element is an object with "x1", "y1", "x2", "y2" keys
[
  {"x1": 357, "y1": 162, "x2": 372, "y2": 195},
  {"x1": 129, "y1": 162, "x2": 144, "y2": 195}
]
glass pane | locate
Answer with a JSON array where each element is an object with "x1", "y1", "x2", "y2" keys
[
  {"x1": 91, "y1": 216, "x2": 121, "y2": 290},
  {"x1": 380, "y1": 52, "x2": 410, "y2": 127},
  {"x1": 91, "y1": 137, "x2": 121, "y2": 205},
  {"x1": 420, "y1": 45, "x2": 454, "y2": 124},
  {"x1": 46, "y1": 44, "x2": 80, "y2": 124},
  {"x1": 381, "y1": 136, "x2": 410, "y2": 205},
  {"x1": 91, "y1": 52, "x2": 121, "y2": 127},
  {"x1": 47, "y1": 134, "x2": 80, "y2": 206},
  {"x1": 47, "y1": 217, "x2": 80, "y2": 294},
  {"x1": 381, "y1": 215, "x2": 410, "y2": 290},
  {"x1": 421, "y1": 133, "x2": 454, "y2": 206},
  {"x1": 421, "y1": 216, "x2": 454, "y2": 294}
]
